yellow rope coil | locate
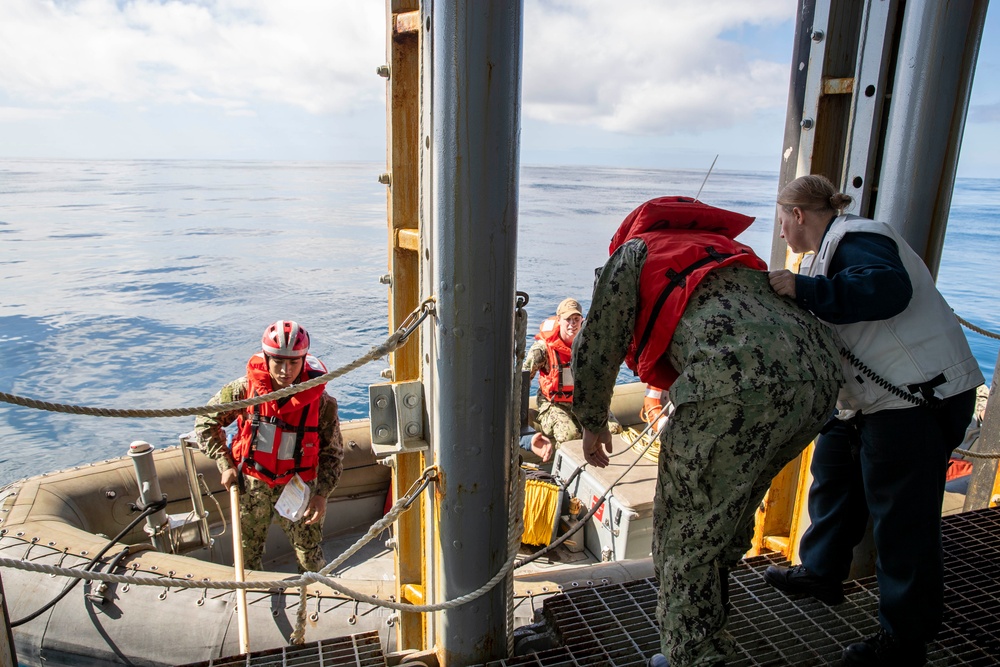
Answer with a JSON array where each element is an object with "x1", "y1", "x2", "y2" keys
[
  {"x1": 521, "y1": 479, "x2": 560, "y2": 546},
  {"x1": 625, "y1": 426, "x2": 661, "y2": 462}
]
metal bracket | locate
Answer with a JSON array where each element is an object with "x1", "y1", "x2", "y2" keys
[{"x1": 369, "y1": 380, "x2": 429, "y2": 452}]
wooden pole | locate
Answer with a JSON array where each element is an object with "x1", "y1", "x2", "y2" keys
[{"x1": 230, "y1": 486, "x2": 250, "y2": 655}]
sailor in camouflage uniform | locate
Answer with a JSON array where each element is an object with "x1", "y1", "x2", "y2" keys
[
  {"x1": 522, "y1": 298, "x2": 587, "y2": 446},
  {"x1": 573, "y1": 197, "x2": 841, "y2": 666},
  {"x1": 195, "y1": 320, "x2": 344, "y2": 573}
]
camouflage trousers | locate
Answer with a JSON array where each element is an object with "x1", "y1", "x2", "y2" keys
[
  {"x1": 534, "y1": 399, "x2": 582, "y2": 445},
  {"x1": 652, "y1": 379, "x2": 839, "y2": 666},
  {"x1": 239, "y1": 476, "x2": 326, "y2": 573}
]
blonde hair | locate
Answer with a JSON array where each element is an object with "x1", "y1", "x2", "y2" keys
[{"x1": 777, "y1": 174, "x2": 853, "y2": 214}]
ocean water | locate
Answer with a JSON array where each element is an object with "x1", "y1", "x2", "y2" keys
[{"x1": 0, "y1": 160, "x2": 997, "y2": 486}]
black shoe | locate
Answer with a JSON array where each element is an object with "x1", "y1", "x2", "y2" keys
[
  {"x1": 762, "y1": 564, "x2": 844, "y2": 605},
  {"x1": 842, "y1": 628, "x2": 927, "y2": 666}
]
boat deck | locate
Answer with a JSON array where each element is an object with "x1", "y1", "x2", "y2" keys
[
  {"x1": 181, "y1": 506, "x2": 1000, "y2": 667},
  {"x1": 498, "y1": 506, "x2": 1000, "y2": 667}
]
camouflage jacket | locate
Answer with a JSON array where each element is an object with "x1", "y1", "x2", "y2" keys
[
  {"x1": 521, "y1": 339, "x2": 550, "y2": 378},
  {"x1": 572, "y1": 238, "x2": 841, "y2": 433},
  {"x1": 193, "y1": 378, "x2": 344, "y2": 499}
]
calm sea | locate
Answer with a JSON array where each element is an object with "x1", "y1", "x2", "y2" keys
[{"x1": 1, "y1": 160, "x2": 997, "y2": 485}]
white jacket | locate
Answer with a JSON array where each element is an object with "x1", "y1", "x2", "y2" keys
[{"x1": 803, "y1": 215, "x2": 983, "y2": 414}]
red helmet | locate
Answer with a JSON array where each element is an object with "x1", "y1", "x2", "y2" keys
[{"x1": 261, "y1": 320, "x2": 310, "y2": 359}]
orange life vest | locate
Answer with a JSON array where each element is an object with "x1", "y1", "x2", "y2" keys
[
  {"x1": 946, "y1": 457, "x2": 972, "y2": 482},
  {"x1": 536, "y1": 317, "x2": 574, "y2": 403},
  {"x1": 609, "y1": 196, "x2": 767, "y2": 389},
  {"x1": 232, "y1": 353, "x2": 328, "y2": 487}
]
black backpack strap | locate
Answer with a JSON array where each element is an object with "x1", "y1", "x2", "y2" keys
[
  {"x1": 293, "y1": 404, "x2": 309, "y2": 468},
  {"x1": 634, "y1": 246, "x2": 735, "y2": 361}
]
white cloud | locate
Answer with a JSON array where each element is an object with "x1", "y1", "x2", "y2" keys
[
  {"x1": 522, "y1": 0, "x2": 795, "y2": 135},
  {"x1": 0, "y1": 106, "x2": 66, "y2": 121},
  {"x1": 0, "y1": 0, "x2": 386, "y2": 115},
  {"x1": 13, "y1": 0, "x2": 994, "y2": 173},
  {"x1": 0, "y1": 0, "x2": 795, "y2": 134}
]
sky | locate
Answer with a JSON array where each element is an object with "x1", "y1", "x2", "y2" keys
[{"x1": 0, "y1": 0, "x2": 997, "y2": 176}]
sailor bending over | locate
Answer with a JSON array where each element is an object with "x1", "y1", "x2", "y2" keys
[{"x1": 574, "y1": 196, "x2": 841, "y2": 667}]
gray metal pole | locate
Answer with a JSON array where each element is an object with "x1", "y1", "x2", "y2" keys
[
  {"x1": 873, "y1": 0, "x2": 988, "y2": 271},
  {"x1": 127, "y1": 441, "x2": 169, "y2": 552},
  {"x1": 422, "y1": 1, "x2": 523, "y2": 664},
  {"x1": 769, "y1": 0, "x2": 815, "y2": 270},
  {"x1": 964, "y1": 349, "x2": 1000, "y2": 511}
]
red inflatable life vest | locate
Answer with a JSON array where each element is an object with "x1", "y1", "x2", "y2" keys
[
  {"x1": 231, "y1": 352, "x2": 328, "y2": 487},
  {"x1": 536, "y1": 317, "x2": 574, "y2": 404},
  {"x1": 610, "y1": 196, "x2": 767, "y2": 389}
]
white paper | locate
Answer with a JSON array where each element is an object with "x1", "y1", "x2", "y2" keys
[{"x1": 274, "y1": 474, "x2": 311, "y2": 522}]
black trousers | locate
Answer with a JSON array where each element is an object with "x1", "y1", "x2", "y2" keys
[{"x1": 799, "y1": 388, "x2": 977, "y2": 643}]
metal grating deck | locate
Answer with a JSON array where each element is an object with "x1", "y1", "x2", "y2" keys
[
  {"x1": 177, "y1": 631, "x2": 385, "y2": 667},
  {"x1": 491, "y1": 506, "x2": 1000, "y2": 666},
  {"x1": 178, "y1": 508, "x2": 1000, "y2": 667}
]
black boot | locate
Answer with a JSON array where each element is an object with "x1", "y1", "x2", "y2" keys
[
  {"x1": 762, "y1": 564, "x2": 844, "y2": 605},
  {"x1": 842, "y1": 628, "x2": 927, "y2": 666},
  {"x1": 645, "y1": 652, "x2": 723, "y2": 666}
]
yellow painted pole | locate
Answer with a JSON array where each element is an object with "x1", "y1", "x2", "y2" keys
[{"x1": 385, "y1": 0, "x2": 425, "y2": 650}]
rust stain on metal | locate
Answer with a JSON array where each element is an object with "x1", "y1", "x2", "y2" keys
[
  {"x1": 394, "y1": 10, "x2": 420, "y2": 36},
  {"x1": 454, "y1": 482, "x2": 479, "y2": 496},
  {"x1": 822, "y1": 76, "x2": 855, "y2": 95},
  {"x1": 435, "y1": 469, "x2": 446, "y2": 501}
]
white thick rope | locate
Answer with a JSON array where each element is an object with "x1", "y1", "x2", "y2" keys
[
  {"x1": 0, "y1": 551, "x2": 517, "y2": 615},
  {"x1": 954, "y1": 448, "x2": 1000, "y2": 461},
  {"x1": 0, "y1": 299, "x2": 435, "y2": 419},
  {"x1": 957, "y1": 314, "x2": 1000, "y2": 341},
  {"x1": 0, "y1": 467, "x2": 516, "y2": 614},
  {"x1": 0, "y1": 299, "x2": 524, "y2": 617}
]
